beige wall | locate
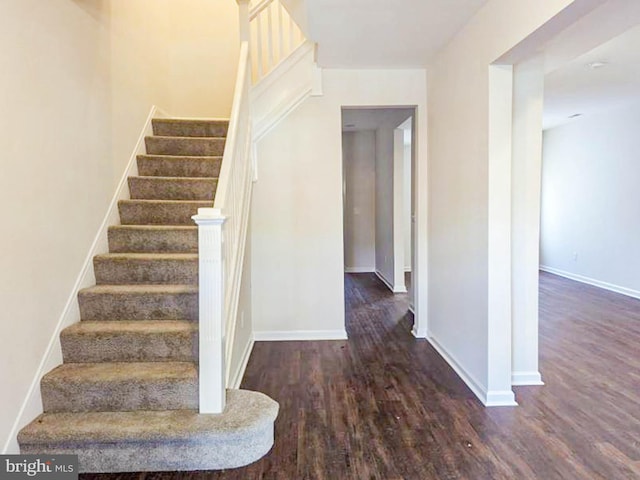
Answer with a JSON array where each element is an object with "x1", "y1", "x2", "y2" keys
[
  {"x1": 342, "y1": 131, "x2": 376, "y2": 272},
  {"x1": 374, "y1": 125, "x2": 395, "y2": 284},
  {"x1": 1, "y1": 0, "x2": 239, "y2": 452},
  {"x1": 109, "y1": 0, "x2": 240, "y2": 181},
  {"x1": 0, "y1": 0, "x2": 113, "y2": 452}
]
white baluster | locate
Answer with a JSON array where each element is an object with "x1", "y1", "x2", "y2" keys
[
  {"x1": 256, "y1": 14, "x2": 264, "y2": 79},
  {"x1": 277, "y1": 1, "x2": 284, "y2": 62},
  {"x1": 267, "y1": 3, "x2": 274, "y2": 71},
  {"x1": 288, "y1": 14, "x2": 294, "y2": 52}
]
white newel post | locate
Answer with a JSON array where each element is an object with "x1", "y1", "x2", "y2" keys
[
  {"x1": 192, "y1": 207, "x2": 227, "y2": 414},
  {"x1": 237, "y1": 0, "x2": 250, "y2": 43}
]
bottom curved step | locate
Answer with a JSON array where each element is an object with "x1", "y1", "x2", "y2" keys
[{"x1": 18, "y1": 389, "x2": 279, "y2": 472}]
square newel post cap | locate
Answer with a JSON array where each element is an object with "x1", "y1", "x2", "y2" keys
[
  {"x1": 236, "y1": 0, "x2": 250, "y2": 5},
  {"x1": 192, "y1": 208, "x2": 227, "y2": 226}
]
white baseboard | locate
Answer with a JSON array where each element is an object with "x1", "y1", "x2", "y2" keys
[
  {"x1": 344, "y1": 267, "x2": 375, "y2": 273},
  {"x1": 540, "y1": 265, "x2": 640, "y2": 300},
  {"x1": 1, "y1": 106, "x2": 166, "y2": 455},
  {"x1": 427, "y1": 334, "x2": 517, "y2": 407},
  {"x1": 254, "y1": 330, "x2": 348, "y2": 341},
  {"x1": 411, "y1": 325, "x2": 427, "y2": 339},
  {"x1": 375, "y1": 270, "x2": 407, "y2": 293},
  {"x1": 512, "y1": 371, "x2": 544, "y2": 386},
  {"x1": 485, "y1": 390, "x2": 518, "y2": 407},
  {"x1": 229, "y1": 334, "x2": 255, "y2": 390}
]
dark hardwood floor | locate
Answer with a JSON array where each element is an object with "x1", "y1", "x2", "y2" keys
[{"x1": 82, "y1": 272, "x2": 640, "y2": 479}]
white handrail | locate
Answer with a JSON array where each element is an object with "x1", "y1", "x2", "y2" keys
[
  {"x1": 248, "y1": 0, "x2": 306, "y2": 83},
  {"x1": 192, "y1": 41, "x2": 252, "y2": 414}
]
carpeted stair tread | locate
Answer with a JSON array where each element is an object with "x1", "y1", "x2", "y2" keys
[
  {"x1": 152, "y1": 118, "x2": 229, "y2": 138},
  {"x1": 118, "y1": 199, "x2": 211, "y2": 225},
  {"x1": 145, "y1": 136, "x2": 226, "y2": 156},
  {"x1": 137, "y1": 155, "x2": 223, "y2": 178},
  {"x1": 108, "y1": 225, "x2": 198, "y2": 253},
  {"x1": 93, "y1": 253, "x2": 198, "y2": 285},
  {"x1": 18, "y1": 389, "x2": 279, "y2": 472},
  {"x1": 128, "y1": 176, "x2": 218, "y2": 201},
  {"x1": 61, "y1": 320, "x2": 197, "y2": 363},
  {"x1": 78, "y1": 284, "x2": 198, "y2": 321},
  {"x1": 41, "y1": 362, "x2": 198, "y2": 413}
]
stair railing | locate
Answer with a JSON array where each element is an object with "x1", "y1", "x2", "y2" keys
[
  {"x1": 192, "y1": 39, "x2": 252, "y2": 414},
  {"x1": 249, "y1": 0, "x2": 306, "y2": 82}
]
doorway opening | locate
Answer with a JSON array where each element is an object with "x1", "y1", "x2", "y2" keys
[
  {"x1": 340, "y1": 106, "x2": 416, "y2": 328},
  {"x1": 508, "y1": 4, "x2": 640, "y2": 387}
]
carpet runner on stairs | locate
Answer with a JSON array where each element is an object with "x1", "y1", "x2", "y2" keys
[{"x1": 17, "y1": 118, "x2": 278, "y2": 472}]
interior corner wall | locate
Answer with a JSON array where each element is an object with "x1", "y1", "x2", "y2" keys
[
  {"x1": 109, "y1": 0, "x2": 240, "y2": 182},
  {"x1": 540, "y1": 104, "x2": 640, "y2": 296},
  {"x1": 0, "y1": 0, "x2": 113, "y2": 453},
  {"x1": 426, "y1": 0, "x2": 578, "y2": 404},
  {"x1": 342, "y1": 130, "x2": 376, "y2": 272},
  {"x1": 251, "y1": 69, "x2": 428, "y2": 338}
]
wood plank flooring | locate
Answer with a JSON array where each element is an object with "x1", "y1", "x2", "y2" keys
[{"x1": 81, "y1": 272, "x2": 640, "y2": 479}]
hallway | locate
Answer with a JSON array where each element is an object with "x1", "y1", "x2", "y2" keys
[{"x1": 82, "y1": 272, "x2": 640, "y2": 479}]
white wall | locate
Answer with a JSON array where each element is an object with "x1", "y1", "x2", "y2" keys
[
  {"x1": 342, "y1": 131, "x2": 376, "y2": 272},
  {"x1": 252, "y1": 69, "x2": 428, "y2": 339},
  {"x1": 540, "y1": 103, "x2": 640, "y2": 297},
  {"x1": 0, "y1": 0, "x2": 240, "y2": 452},
  {"x1": 426, "y1": 0, "x2": 584, "y2": 405}
]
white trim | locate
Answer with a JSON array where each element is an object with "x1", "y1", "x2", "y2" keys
[
  {"x1": 512, "y1": 371, "x2": 544, "y2": 386},
  {"x1": 344, "y1": 267, "x2": 375, "y2": 273},
  {"x1": 1, "y1": 106, "x2": 165, "y2": 454},
  {"x1": 229, "y1": 335, "x2": 255, "y2": 389},
  {"x1": 252, "y1": 42, "x2": 313, "y2": 96},
  {"x1": 254, "y1": 330, "x2": 348, "y2": 341},
  {"x1": 375, "y1": 270, "x2": 407, "y2": 294},
  {"x1": 427, "y1": 334, "x2": 518, "y2": 407},
  {"x1": 250, "y1": 41, "x2": 319, "y2": 143},
  {"x1": 404, "y1": 267, "x2": 412, "y2": 272},
  {"x1": 540, "y1": 265, "x2": 640, "y2": 300}
]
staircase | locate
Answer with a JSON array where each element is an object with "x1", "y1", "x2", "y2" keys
[{"x1": 17, "y1": 119, "x2": 278, "y2": 473}]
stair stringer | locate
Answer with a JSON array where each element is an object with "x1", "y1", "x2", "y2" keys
[
  {"x1": 250, "y1": 40, "x2": 322, "y2": 144},
  {"x1": 2, "y1": 105, "x2": 169, "y2": 454}
]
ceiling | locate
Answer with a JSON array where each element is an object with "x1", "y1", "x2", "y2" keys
[
  {"x1": 303, "y1": 0, "x2": 489, "y2": 67},
  {"x1": 544, "y1": 24, "x2": 640, "y2": 130},
  {"x1": 342, "y1": 108, "x2": 413, "y2": 132}
]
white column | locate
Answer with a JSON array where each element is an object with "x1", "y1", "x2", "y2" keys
[
  {"x1": 486, "y1": 64, "x2": 517, "y2": 406},
  {"x1": 393, "y1": 128, "x2": 407, "y2": 293},
  {"x1": 237, "y1": 0, "x2": 250, "y2": 43},
  {"x1": 511, "y1": 56, "x2": 545, "y2": 386},
  {"x1": 192, "y1": 207, "x2": 227, "y2": 414}
]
